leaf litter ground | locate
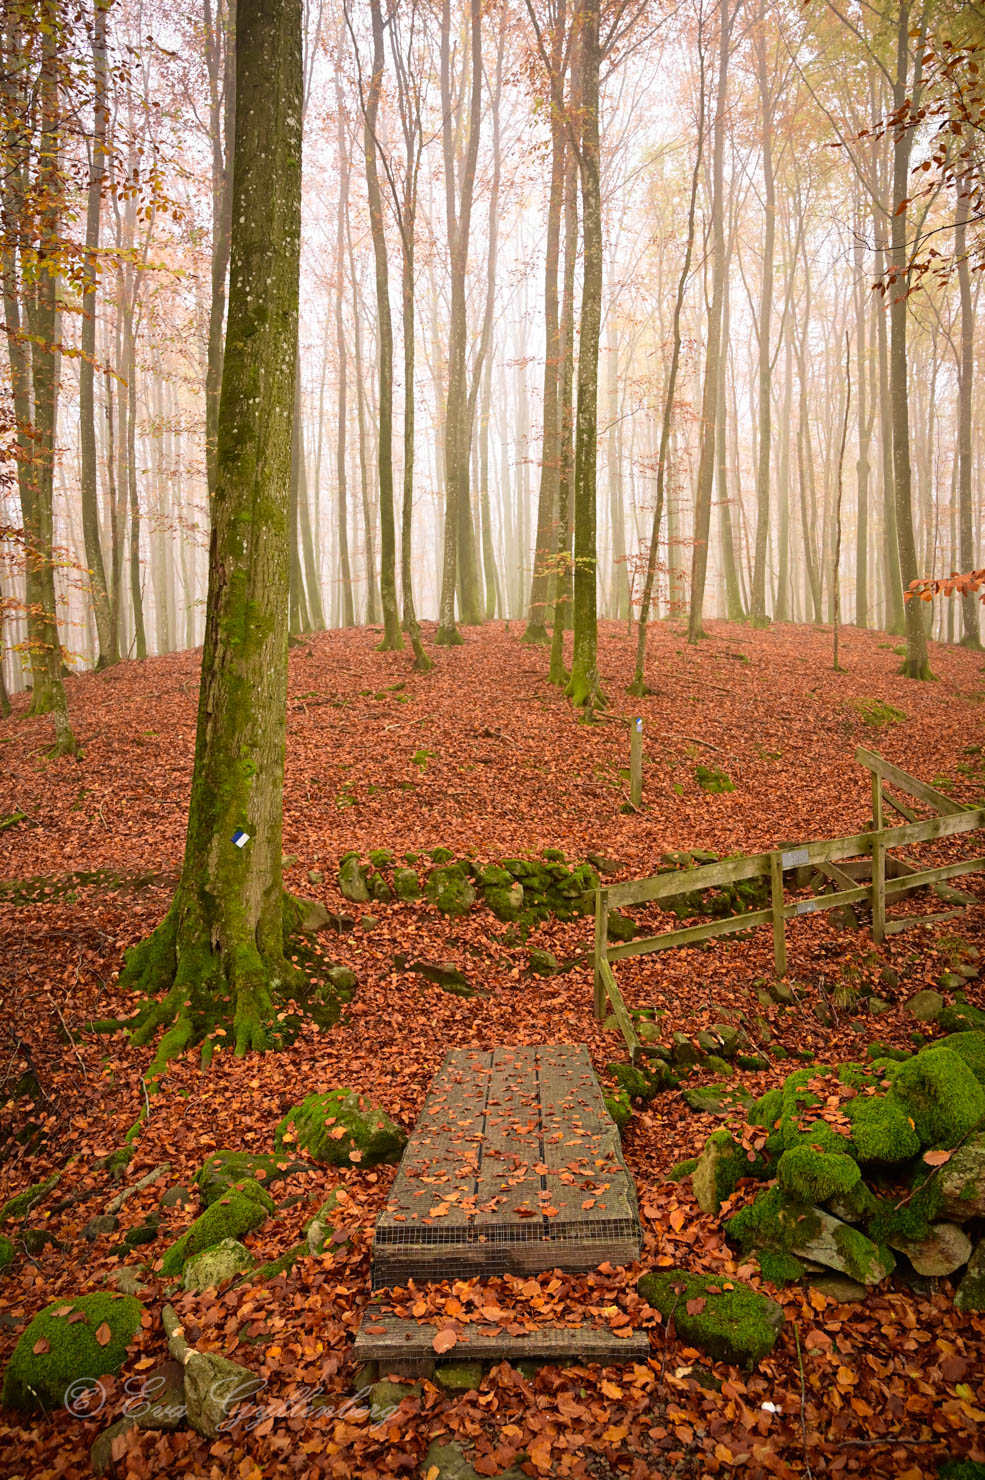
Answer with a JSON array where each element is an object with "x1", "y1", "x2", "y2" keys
[{"x1": 1, "y1": 619, "x2": 984, "y2": 1477}]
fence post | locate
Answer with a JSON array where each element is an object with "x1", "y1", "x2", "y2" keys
[
  {"x1": 593, "y1": 887, "x2": 609, "y2": 1019},
  {"x1": 871, "y1": 770, "x2": 883, "y2": 832},
  {"x1": 872, "y1": 832, "x2": 886, "y2": 943},
  {"x1": 630, "y1": 717, "x2": 643, "y2": 808},
  {"x1": 770, "y1": 851, "x2": 787, "y2": 977}
]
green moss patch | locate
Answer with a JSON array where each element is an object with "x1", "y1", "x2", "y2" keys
[
  {"x1": 275, "y1": 1089, "x2": 407, "y2": 1167},
  {"x1": 777, "y1": 1146, "x2": 861, "y2": 1203},
  {"x1": 160, "y1": 1178, "x2": 275, "y2": 1276},
  {"x1": 889, "y1": 1047, "x2": 985, "y2": 1148},
  {"x1": 193, "y1": 1150, "x2": 305, "y2": 1208},
  {"x1": 638, "y1": 1269, "x2": 784, "y2": 1369},
  {"x1": 1, "y1": 1292, "x2": 144, "y2": 1413}
]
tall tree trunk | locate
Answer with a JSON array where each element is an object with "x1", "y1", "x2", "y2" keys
[
  {"x1": 955, "y1": 182, "x2": 979, "y2": 647},
  {"x1": 363, "y1": 0, "x2": 402, "y2": 650},
  {"x1": 79, "y1": 0, "x2": 115, "y2": 668},
  {"x1": 890, "y1": 6, "x2": 930, "y2": 678},
  {"x1": 874, "y1": 232, "x2": 904, "y2": 635},
  {"x1": 853, "y1": 225, "x2": 871, "y2": 627},
  {"x1": 123, "y1": 295, "x2": 147, "y2": 660},
  {"x1": 435, "y1": 0, "x2": 483, "y2": 643},
  {"x1": 564, "y1": 0, "x2": 604, "y2": 711},
  {"x1": 687, "y1": 0, "x2": 729, "y2": 643},
  {"x1": 548, "y1": 133, "x2": 579, "y2": 684},
  {"x1": 750, "y1": 0, "x2": 775, "y2": 625},
  {"x1": 118, "y1": 0, "x2": 305, "y2": 1075},
  {"x1": 718, "y1": 276, "x2": 744, "y2": 620},
  {"x1": 204, "y1": 0, "x2": 236, "y2": 498},
  {"x1": 334, "y1": 70, "x2": 355, "y2": 627}
]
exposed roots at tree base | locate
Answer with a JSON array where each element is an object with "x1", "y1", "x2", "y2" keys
[
  {"x1": 565, "y1": 666, "x2": 608, "y2": 718},
  {"x1": 107, "y1": 898, "x2": 307, "y2": 1089},
  {"x1": 521, "y1": 623, "x2": 550, "y2": 646},
  {"x1": 434, "y1": 623, "x2": 465, "y2": 647}
]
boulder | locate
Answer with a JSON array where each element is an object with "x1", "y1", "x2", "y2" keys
[
  {"x1": 193, "y1": 1150, "x2": 305, "y2": 1208},
  {"x1": 905, "y1": 989, "x2": 944, "y2": 1023},
  {"x1": 954, "y1": 1238, "x2": 985, "y2": 1312},
  {"x1": 338, "y1": 856, "x2": 371, "y2": 903},
  {"x1": 1, "y1": 1292, "x2": 144, "y2": 1413},
  {"x1": 392, "y1": 868, "x2": 421, "y2": 901},
  {"x1": 183, "y1": 1350, "x2": 261, "y2": 1439},
  {"x1": 527, "y1": 949, "x2": 558, "y2": 977},
  {"x1": 777, "y1": 1146, "x2": 860, "y2": 1204},
  {"x1": 638, "y1": 1269, "x2": 784, "y2": 1370},
  {"x1": 844, "y1": 1096, "x2": 920, "y2": 1165},
  {"x1": 276, "y1": 1089, "x2": 407, "y2": 1167},
  {"x1": 434, "y1": 1361, "x2": 484, "y2": 1395},
  {"x1": 889, "y1": 1221, "x2": 973, "y2": 1277},
  {"x1": 889, "y1": 1047, "x2": 985, "y2": 1148},
  {"x1": 424, "y1": 864, "x2": 476, "y2": 916},
  {"x1": 727, "y1": 1188, "x2": 893, "y2": 1286},
  {"x1": 692, "y1": 1130, "x2": 760, "y2": 1215},
  {"x1": 671, "y1": 1033, "x2": 701, "y2": 1067},
  {"x1": 808, "y1": 1274, "x2": 868, "y2": 1304},
  {"x1": 182, "y1": 1238, "x2": 255, "y2": 1292},
  {"x1": 305, "y1": 1189, "x2": 347, "y2": 1256},
  {"x1": 421, "y1": 1439, "x2": 528, "y2": 1480},
  {"x1": 410, "y1": 960, "x2": 475, "y2": 996},
  {"x1": 160, "y1": 1179, "x2": 275, "y2": 1276},
  {"x1": 937, "y1": 1131, "x2": 985, "y2": 1220}
]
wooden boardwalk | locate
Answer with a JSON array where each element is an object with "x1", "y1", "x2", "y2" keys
[
  {"x1": 355, "y1": 1044, "x2": 646, "y2": 1373},
  {"x1": 370, "y1": 1044, "x2": 641, "y2": 1289}
]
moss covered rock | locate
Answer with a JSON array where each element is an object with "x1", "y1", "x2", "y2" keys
[
  {"x1": 888, "y1": 1221, "x2": 972, "y2": 1277},
  {"x1": 338, "y1": 855, "x2": 370, "y2": 903},
  {"x1": 777, "y1": 1146, "x2": 861, "y2": 1204},
  {"x1": 889, "y1": 1047, "x2": 985, "y2": 1148},
  {"x1": 941, "y1": 1030, "x2": 985, "y2": 1087},
  {"x1": 0, "y1": 1233, "x2": 13, "y2": 1272},
  {"x1": 936, "y1": 1131, "x2": 985, "y2": 1220},
  {"x1": 605, "y1": 1088, "x2": 632, "y2": 1131},
  {"x1": 606, "y1": 910, "x2": 636, "y2": 942},
  {"x1": 683, "y1": 1083, "x2": 754, "y2": 1117},
  {"x1": 727, "y1": 1187, "x2": 893, "y2": 1285},
  {"x1": 193, "y1": 1150, "x2": 303, "y2": 1208},
  {"x1": 424, "y1": 864, "x2": 476, "y2": 916},
  {"x1": 693, "y1": 1130, "x2": 765, "y2": 1215},
  {"x1": 182, "y1": 1238, "x2": 255, "y2": 1292},
  {"x1": 844, "y1": 1095, "x2": 920, "y2": 1164},
  {"x1": 160, "y1": 1179, "x2": 274, "y2": 1276},
  {"x1": 638, "y1": 1269, "x2": 784, "y2": 1369},
  {"x1": 276, "y1": 1089, "x2": 407, "y2": 1167},
  {"x1": 2, "y1": 1292, "x2": 144, "y2": 1413},
  {"x1": 392, "y1": 867, "x2": 421, "y2": 901}
]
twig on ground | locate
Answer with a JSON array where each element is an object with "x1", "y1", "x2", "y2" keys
[
  {"x1": 106, "y1": 1161, "x2": 171, "y2": 1216},
  {"x1": 45, "y1": 992, "x2": 88, "y2": 1080},
  {"x1": 794, "y1": 1324, "x2": 813, "y2": 1480}
]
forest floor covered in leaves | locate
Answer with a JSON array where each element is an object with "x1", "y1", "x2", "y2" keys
[{"x1": 1, "y1": 617, "x2": 985, "y2": 1479}]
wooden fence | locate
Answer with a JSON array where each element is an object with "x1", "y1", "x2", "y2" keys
[{"x1": 593, "y1": 747, "x2": 985, "y2": 1060}]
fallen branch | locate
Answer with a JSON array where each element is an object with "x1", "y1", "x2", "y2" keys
[{"x1": 106, "y1": 1161, "x2": 171, "y2": 1216}]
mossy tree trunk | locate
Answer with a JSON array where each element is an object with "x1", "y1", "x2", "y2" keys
[
  {"x1": 955, "y1": 184, "x2": 979, "y2": 648},
  {"x1": 548, "y1": 126, "x2": 579, "y2": 688},
  {"x1": 564, "y1": 0, "x2": 605, "y2": 714},
  {"x1": 119, "y1": 0, "x2": 303, "y2": 1073}
]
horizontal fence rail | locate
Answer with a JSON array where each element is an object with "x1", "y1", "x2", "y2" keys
[{"x1": 593, "y1": 748, "x2": 985, "y2": 1059}]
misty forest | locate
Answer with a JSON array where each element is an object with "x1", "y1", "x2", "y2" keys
[{"x1": 2, "y1": 0, "x2": 985, "y2": 1475}]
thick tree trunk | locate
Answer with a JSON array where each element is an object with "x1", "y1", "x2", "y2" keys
[
  {"x1": 750, "y1": 0, "x2": 774, "y2": 626},
  {"x1": 334, "y1": 70, "x2": 355, "y2": 627},
  {"x1": 204, "y1": 0, "x2": 236, "y2": 499},
  {"x1": 119, "y1": 0, "x2": 304, "y2": 1077},
  {"x1": 548, "y1": 135, "x2": 579, "y2": 685},
  {"x1": 564, "y1": 0, "x2": 605, "y2": 712}
]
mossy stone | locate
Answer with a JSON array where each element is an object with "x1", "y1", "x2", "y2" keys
[
  {"x1": 777, "y1": 1147, "x2": 860, "y2": 1204},
  {"x1": 369, "y1": 1378, "x2": 422, "y2": 1422},
  {"x1": 844, "y1": 1095, "x2": 920, "y2": 1165},
  {"x1": 434, "y1": 1361, "x2": 484, "y2": 1394},
  {"x1": 606, "y1": 910, "x2": 636, "y2": 942},
  {"x1": 483, "y1": 883, "x2": 525, "y2": 921},
  {"x1": 637, "y1": 1269, "x2": 784, "y2": 1369},
  {"x1": 693, "y1": 1129, "x2": 764, "y2": 1215},
  {"x1": 182, "y1": 1238, "x2": 255, "y2": 1292},
  {"x1": 527, "y1": 948, "x2": 558, "y2": 977},
  {"x1": 938, "y1": 1002, "x2": 985, "y2": 1034},
  {"x1": 750, "y1": 1088, "x2": 783, "y2": 1129},
  {"x1": 666, "y1": 1157, "x2": 698, "y2": 1182},
  {"x1": 608, "y1": 1062, "x2": 651, "y2": 1102},
  {"x1": 756, "y1": 1250, "x2": 805, "y2": 1286},
  {"x1": 276, "y1": 1089, "x2": 407, "y2": 1167},
  {"x1": 424, "y1": 864, "x2": 476, "y2": 916},
  {"x1": 695, "y1": 764, "x2": 735, "y2": 794},
  {"x1": 193, "y1": 1150, "x2": 301, "y2": 1208},
  {"x1": 160, "y1": 1179, "x2": 275, "y2": 1276},
  {"x1": 954, "y1": 1238, "x2": 985, "y2": 1312},
  {"x1": 0, "y1": 1233, "x2": 13, "y2": 1271},
  {"x1": 338, "y1": 856, "x2": 370, "y2": 903},
  {"x1": 392, "y1": 868, "x2": 421, "y2": 901},
  {"x1": 941, "y1": 1030, "x2": 985, "y2": 1087},
  {"x1": 326, "y1": 964, "x2": 358, "y2": 994},
  {"x1": 0, "y1": 1172, "x2": 60, "y2": 1225},
  {"x1": 1, "y1": 1292, "x2": 144, "y2": 1413},
  {"x1": 906, "y1": 990, "x2": 944, "y2": 1023},
  {"x1": 605, "y1": 1089, "x2": 632, "y2": 1131},
  {"x1": 683, "y1": 1083, "x2": 754, "y2": 1116},
  {"x1": 889, "y1": 1047, "x2": 985, "y2": 1148}
]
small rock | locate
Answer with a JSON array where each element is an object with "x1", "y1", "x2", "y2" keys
[
  {"x1": 307, "y1": 869, "x2": 324, "y2": 885},
  {"x1": 106, "y1": 1265, "x2": 150, "y2": 1297},
  {"x1": 954, "y1": 1237, "x2": 985, "y2": 1311},
  {"x1": 91, "y1": 1417, "x2": 136, "y2": 1474},
  {"x1": 637, "y1": 1021, "x2": 663, "y2": 1044},
  {"x1": 360, "y1": 915, "x2": 378, "y2": 931},
  {"x1": 606, "y1": 911, "x2": 636, "y2": 942},
  {"x1": 868, "y1": 996, "x2": 892, "y2": 1016},
  {"x1": 809, "y1": 1274, "x2": 868, "y2": 1303},
  {"x1": 410, "y1": 960, "x2": 475, "y2": 996},
  {"x1": 434, "y1": 1361, "x2": 484, "y2": 1394},
  {"x1": 905, "y1": 989, "x2": 944, "y2": 1023},
  {"x1": 957, "y1": 963, "x2": 979, "y2": 980},
  {"x1": 527, "y1": 949, "x2": 558, "y2": 977},
  {"x1": 369, "y1": 1378, "x2": 421, "y2": 1423},
  {"x1": 339, "y1": 856, "x2": 370, "y2": 903},
  {"x1": 769, "y1": 981, "x2": 796, "y2": 1006},
  {"x1": 182, "y1": 1238, "x2": 255, "y2": 1293},
  {"x1": 326, "y1": 965, "x2": 358, "y2": 993},
  {"x1": 671, "y1": 1032, "x2": 700, "y2": 1066},
  {"x1": 937, "y1": 1131, "x2": 985, "y2": 1220},
  {"x1": 183, "y1": 1351, "x2": 261, "y2": 1439},
  {"x1": 889, "y1": 1221, "x2": 973, "y2": 1277},
  {"x1": 638, "y1": 1269, "x2": 784, "y2": 1370},
  {"x1": 82, "y1": 1214, "x2": 119, "y2": 1242},
  {"x1": 941, "y1": 970, "x2": 966, "y2": 990}
]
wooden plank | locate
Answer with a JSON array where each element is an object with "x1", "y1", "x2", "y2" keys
[
  {"x1": 883, "y1": 856, "x2": 985, "y2": 898},
  {"x1": 816, "y1": 860, "x2": 859, "y2": 892},
  {"x1": 884, "y1": 907, "x2": 968, "y2": 935},
  {"x1": 855, "y1": 746, "x2": 967, "y2": 816},
  {"x1": 606, "y1": 853, "x2": 771, "y2": 908},
  {"x1": 883, "y1": 788, "x2": 918, "y2": 823},
  {"x1": 783, "y1": 883, "x2": 870, "y2": 919},
  {"x1": 872, "y1": 833, "x2": 886, "y2": 943},
  {"x1": 606, "y1": 907, "x2": 772, "y2": 961},
  {"x1": 598, "y1": 960, "x2": 640, "y2": 1059},
  {"x1": 473, "y1": 1047, "x2": 544, "y2": 1236},
  {"x1": 353, "y1": 1313, "x2": 650, "y2": 1374},
  {"x1": 871, "y1": 770, "x2": 883, "y2": 832}
]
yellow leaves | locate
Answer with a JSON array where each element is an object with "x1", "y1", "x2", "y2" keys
[
  {"x1": 835, "y1": 1366, "x2": 856, "y2": 1390},
  {"x1": 669, "y1": 1208, "x2": 686, "y2": 1232},
  {"x1": 603, "y1": 1424, "x2": 628, "y2": 1443},
  {"x1": 600, "y1": 1380, "x2": 623, "y2": 1400}
]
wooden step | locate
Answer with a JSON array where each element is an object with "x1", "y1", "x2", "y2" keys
[
  {"x1": 353, "y1": 1313, "x2": 650, "y2": 1377},
  {"x1": 370, "y1": 1043, "x2": 642, "y2": 1290}
]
